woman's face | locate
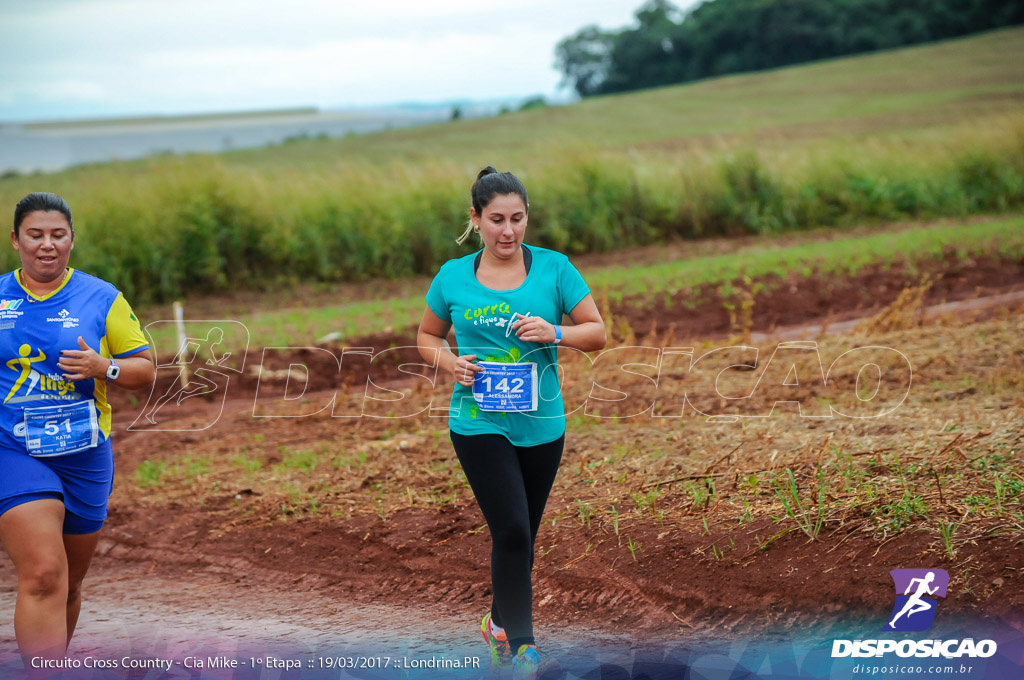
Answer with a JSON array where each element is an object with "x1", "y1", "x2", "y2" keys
[
  {"x1": 12, "y1": 210, "x2": 74, "y2": 285},
  {"x1": 472, "y1": 193, "x2": 528, "y2": 260}
]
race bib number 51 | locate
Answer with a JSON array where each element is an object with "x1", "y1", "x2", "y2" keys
[
  {"x1": 22, "y1": 400, "x2": 99, "y2": 457},
  {"x1": 472, "y1": 362, "x2": 538, "y2": 412}
]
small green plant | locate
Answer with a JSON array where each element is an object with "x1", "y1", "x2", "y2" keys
[
  {"x1": 874, "y1": 491, "x2": 929, "y2": 534},
  {"x1": 939, "y1": 521, "x2": 958, "y2": 560},
  {"x1": 333, "y1": 449, "x2": 367, "y2": 469},
  {"x1": 737, "y1": 499, "x2": 754, "y2": 525},
  {"x1": 964, "y1": 494, "x2": 996, "y2": 515},
  {"x1": 606, "y1": 505, "x2": 621, "y2": 536},
  {"x1": 280, "y1": 447, "x2": 318, "y2": 472},
  {"x1": 684, "y1": 477, "x2": 716, "y2": 510},
  {"x1": 626, "y1": 536, "x2": 642, "y2": 562},
  {"x1": 232, "y1": 449, "x2": 262, "y2": 473},
  {"x1": 175, "y1": 453, "x2": 212, "y2": 480},
  {"x1": 831, "y1": 447, "x2": 865, "y2": 493},
  {"x1": 429, "y1": 488, "x2": 459, "y2": 505},
  {"x1": 994, "y1": 476, "x2": 1023, "y2": 512},
  {"x1": 575, "y1": 499, "x2": 595, "y2": 528},
  {"x1": 632, "y1": 487, "x2": 662, "y2": 514},
  {"x1": 135, "y1": 460, "x2": 166, "y2": 488},
  {"x1": 772, "y1": 466, "x2": 828, "y2": 540}
]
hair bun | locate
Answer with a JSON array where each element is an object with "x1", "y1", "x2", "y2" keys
[{"x1": 476, "y1": 166, "x2": 499, "y2": 180}]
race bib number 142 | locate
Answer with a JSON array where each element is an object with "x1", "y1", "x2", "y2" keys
[{"x1": 472, "y1": 362, "x2": 538, "y2": 412}]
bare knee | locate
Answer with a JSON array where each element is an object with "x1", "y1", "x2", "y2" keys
[{"x1": 20, "y1": 559, "x2": 68, "y2": 601}]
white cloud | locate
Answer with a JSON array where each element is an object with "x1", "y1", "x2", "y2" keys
[{"x1": 0, "y1": 0, "x2": 664, "y2": 120}]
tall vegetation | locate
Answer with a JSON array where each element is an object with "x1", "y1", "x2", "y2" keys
[{"x1": 1, "y1": 125, "x2": 1021, "y2": 306}]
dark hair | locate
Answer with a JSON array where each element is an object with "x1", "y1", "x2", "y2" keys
[
  {"x1": 457, "y1": 167, "x2": 530, "y2": 245},
  {"x1": 471, "y1": 166, "x2": 528, "y2": 216},
  {"x1": 14, "y1": 192, "x2": 73, "y2": 236}
]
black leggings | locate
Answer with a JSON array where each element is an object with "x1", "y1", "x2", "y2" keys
[{"x1": 450, "y1": 431, "x2": 564, "y2": 652}]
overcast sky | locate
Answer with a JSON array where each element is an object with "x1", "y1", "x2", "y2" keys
[{"x1": 0, "y1": 1, "x2": 688, "y2": 122}]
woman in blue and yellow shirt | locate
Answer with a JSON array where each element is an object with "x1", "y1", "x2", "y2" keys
[{"x1": 0, "y1": 193, "x2": 155, "y2": 667}]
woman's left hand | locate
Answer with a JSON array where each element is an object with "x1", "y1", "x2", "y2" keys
[
  {"x1": 59, "y1": 336, "x2": 110, "y2": 381},
  {"x1": 511, "y1": 313, "x2": 557, "y2": 343}
]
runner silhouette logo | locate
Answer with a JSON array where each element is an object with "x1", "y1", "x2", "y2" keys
[{"x1": 883, "y1": 568, "x2": 949, "y2": 632}]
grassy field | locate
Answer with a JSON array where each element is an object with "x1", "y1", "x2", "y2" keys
[
  {"x1": 136, "y1": 215, "x2": 1024, "y2": 352},
  {"x1": 1, "y1": 28, "x2": 1022, "y2": 305},
  {"x1": 219, "y1": 26, "x2": 1024, "y2": 168}
]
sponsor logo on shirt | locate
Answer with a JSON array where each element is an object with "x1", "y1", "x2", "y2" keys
[
  {"x1": 46, "y1": 308, "x2": 80, "y2": 328},
  {"x1": 4, "y1": 344, "x2": 79, "y2": 404},
  {"x1": 0, "y1": 299, "x2": 24, "y2": 323}
]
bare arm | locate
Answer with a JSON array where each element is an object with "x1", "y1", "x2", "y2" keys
[
  {"x1": 59, "y1": 337, "x2": 155, "y2": 390},
  {"x1": 509, "y1": 294, "x2": 606, "y2": 352},
  {"x1": 417, "y1": 306, "x2": 482, "y2": 387}
]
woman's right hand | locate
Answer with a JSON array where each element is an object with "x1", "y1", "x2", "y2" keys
[{"x1": 453, "y1": 354, "x2": 484, "y2": 387}]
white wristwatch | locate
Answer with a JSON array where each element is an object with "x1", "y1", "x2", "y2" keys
[{"x1": 105, "y1": 359, "x2": 120, "y2": 380}]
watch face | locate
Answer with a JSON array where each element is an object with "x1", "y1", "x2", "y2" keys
[{"x1": 107, "y1": 362, "x2": 120, "y2": 379}]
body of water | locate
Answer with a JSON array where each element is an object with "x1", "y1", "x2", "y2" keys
[{"x1": 0, "y1": 108, "x2": 450, "y2": 174}]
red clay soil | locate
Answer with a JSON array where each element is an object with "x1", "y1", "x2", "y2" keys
[
  {"x1": 96, "y1": 252, "x2": 1024, "y2": 638},
  {"x1": 140, "y1": 252, "x2": 1024, "y2": 398},
  {"x1": 612, "y1": 251, "x2": 1024, "y2": 342},
  {"x1": 100, "y1": 499, "x2": 1023, "y2": 636}
]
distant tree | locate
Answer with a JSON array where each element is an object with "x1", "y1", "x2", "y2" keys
[
  {"x1": 518, "y1": 96, "x2": 548, "y2": 111},
  {"x1": 451, "y1": 105, "x2": 463, "y2": 121},
  {"x1": 601, "y1": 0, "x2": 687, "y2": 93},
  {"x1": 555, "y1": 25, "x2": 615, "y2": 97},
  {"x1": 555, "y1": 0, "x2": 1024, "y2": 98}
]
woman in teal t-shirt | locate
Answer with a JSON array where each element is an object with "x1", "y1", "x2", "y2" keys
[{"x1": 418, "y1": 167, "x2": 605, "y2": 678}]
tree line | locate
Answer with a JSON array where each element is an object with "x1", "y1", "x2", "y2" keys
[{"x1": 557, "y1": 0, "x2": 1024, "y2": 97}]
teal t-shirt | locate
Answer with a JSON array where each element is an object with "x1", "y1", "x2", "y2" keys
[{"x1": 425, "y1": 245, "x2": 590, "y2": 446}]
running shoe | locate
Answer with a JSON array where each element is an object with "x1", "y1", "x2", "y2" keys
[
  {"x1": 512, "y1": 644, "x2": 562, "y2": 680},
  {"x1": 481, "y1": 612, "x2": 514, "y2": 669}
]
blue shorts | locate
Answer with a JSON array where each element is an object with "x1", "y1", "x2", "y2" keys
[{"x1": 0, "y1": 438, "x2": 114, "y2": 535}]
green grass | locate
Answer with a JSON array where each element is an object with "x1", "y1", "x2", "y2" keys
[
  {"x1": 873, "y1": 491, "x2": 930, "y2": 535},
  {"x1": 133, "y1": 453, "x2": 212, "y2": 487},
  {"x1": 2, "y1": 29, "x2": 1023, "y2": 306},
  {"x1": 277, "y1": 446, "x2": 318, "y2": 473},
  {"x1": 218, "y1": 27, "x2": 1024, "y2": 169},
  {"x1": 231, "y1": 449, "x2": 263, "y2": 473},
  {"x1": 772, "y1": 466, "x2": 828, "y2": 541},
  {"x1": 586, "y1": 216, "x2": 1024, "y2": 298},
  {"x1": 134, "y1": 460, "x2": 167, "y2": 488}
]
